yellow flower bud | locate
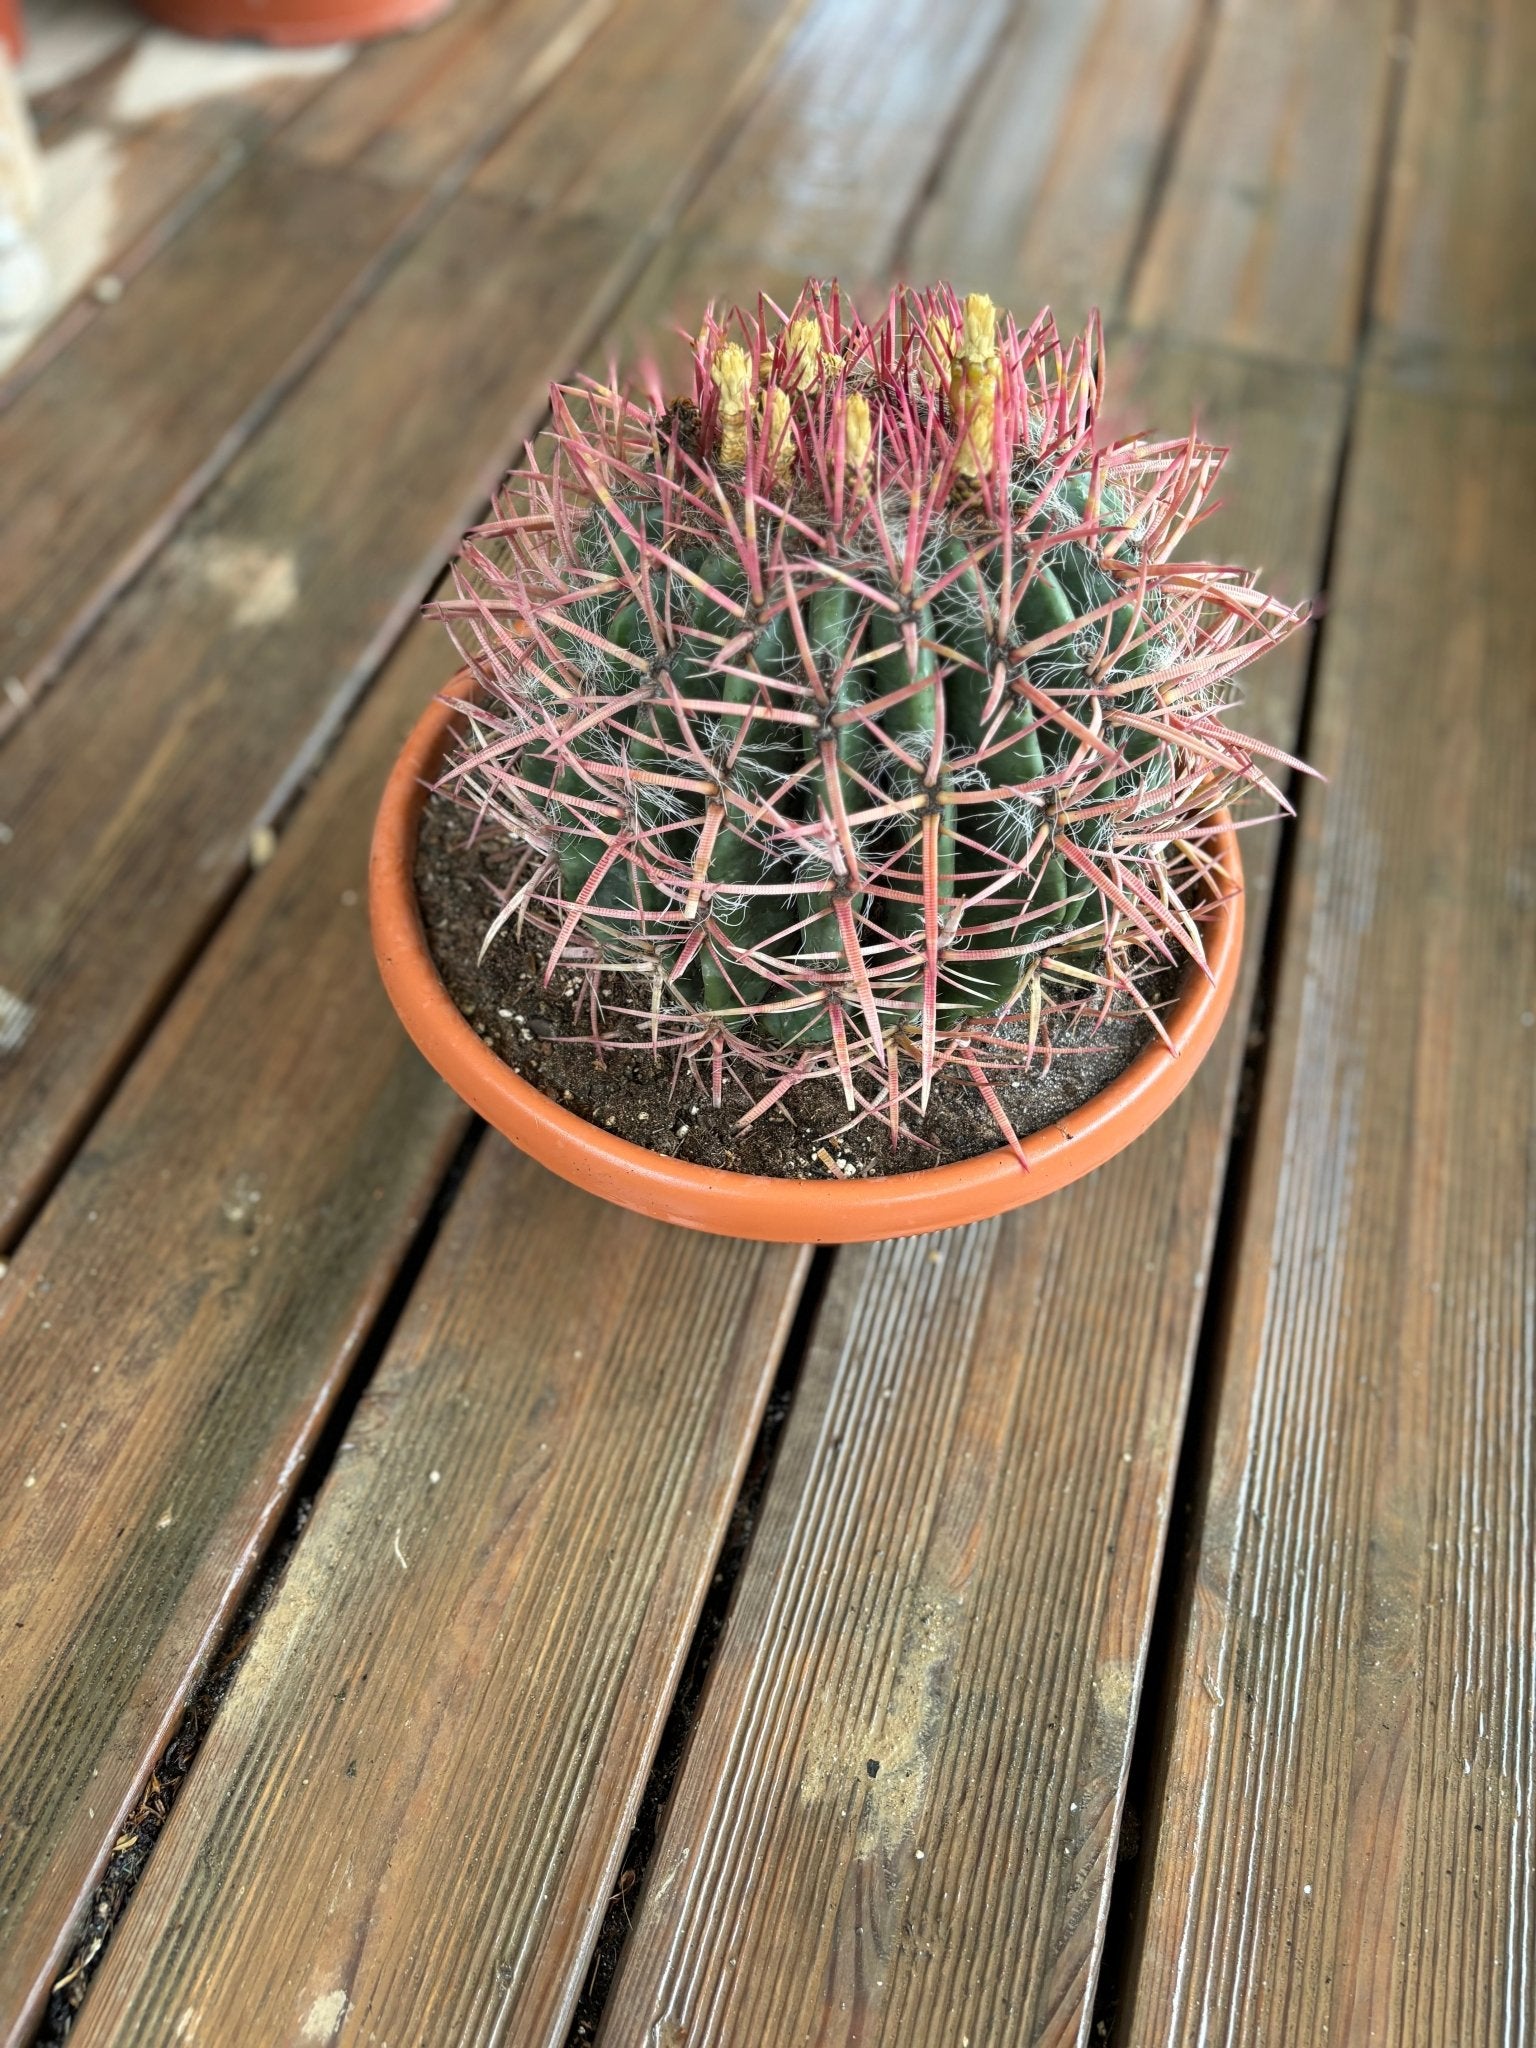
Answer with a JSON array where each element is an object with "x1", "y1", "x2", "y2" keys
[
  {"x1": 950, "y1": 292, "x2": 1002, "y2": 481},
  {"x1": 953, "y1": 362, "x2": 999, "y2": 480},
  {"x1": 843, "y1": 392, "x2": 872, "y2": 479},
  {"x1": 759, "y1": 385, "x2": 795, "y2": 484},
  {"x1": 711, "y1": 341, "x2": 752, "y2": 469},
  {"x1": 960, "y1": 292, "x2": 997, "y2": 362},
  {"x1": 783, "y1": 317, "x2": 822, "y2": 392},
  {"x1": 927, "y1": 315, "x2": 957, "y2": 386}
]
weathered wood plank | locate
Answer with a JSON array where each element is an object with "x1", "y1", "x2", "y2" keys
[
  {"x1": 0, "y1": 194, "x2": 623, "y2": 1248},
  {"x1": 470, "y1": 0, "x2": 805, "y2": 229},
  {"x1": 680, "y1": 0, "x2": 1011, "y2": 268},
  {"x1": 1130, "y1": 0, "x2": 1398, "y2": 368},
  {"x1": 275, "y1": 0, "x2": 515, "y2": 174},
  {"x1": 1123, "y1": 383, "x2": 1536, "y2": 2045},
  {"x1": 597, "y1": 350, "x2": 1347, "y2": 2048},
  {"x1": 0, "y1": 0, "x2": 610, "y2": 719},
  {"x1": 284, "y1": 0, "x2": 612, "y2": 189},
  {"x1": 606, "y1": 0, "x2": 1014, "y2": 377},
  {"x1": 0, "y1": 157, "x2": 415, "y2": 708},
  {"x1": 1371, "y1": 0, "x2": 1536, "y2": 377},
  {"x1": 906, "y1": 0, "x2": 1203, "y2": 337},
  {"x1": 0, "y1": 0, "x2": 806, "y2": 1247},
  {"x1": 63, "y1": 1164, "x2": 808, "y2": 2048},
  {"x1": 0, "y1": 622, "x2": 469, "y2": 2043},
  {"x1": 0, "y1": 2, "x2": 815, "y2": 2024}
]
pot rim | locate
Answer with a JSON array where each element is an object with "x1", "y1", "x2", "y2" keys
[
  {"x1": 133, "y1": 0, "x2": 452, "y2": 45},
  {"x1": 370, "y1": 673, "x2": 1245, "y2": 1242}
]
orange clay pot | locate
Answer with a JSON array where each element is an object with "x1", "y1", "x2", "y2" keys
[
  {"x1": 371, "y1": 675, "x2": 1245, "y2": 1244},
  {"x1": 134, "y1": 0, "x2": 451, "y2": 47}
]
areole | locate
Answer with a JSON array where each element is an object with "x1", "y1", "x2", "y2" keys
[{"x1": 370, "y1": 674, "x2": 1246, "y2": 1244}]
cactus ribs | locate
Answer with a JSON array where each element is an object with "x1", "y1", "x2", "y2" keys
[{"x1": 431, "y1": 281, "x2": 1310, "y2": 1161}]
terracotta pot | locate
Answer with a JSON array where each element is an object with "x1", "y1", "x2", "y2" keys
[
  {"x1": 371, "y1": 676, "x2": 1246, "y2": 1244},
  {"x1": 134, "y1": 0, "x2": 451, "y2": 48}
]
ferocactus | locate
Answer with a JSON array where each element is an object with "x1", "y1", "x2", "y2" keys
[{"x1": 433, "y1": 282, "x2": 1307, "y2": 1155}]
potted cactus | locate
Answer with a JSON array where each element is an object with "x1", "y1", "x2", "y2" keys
[{"x1": 371, "y1": 282, "x2": 1307, "y2": 1243}]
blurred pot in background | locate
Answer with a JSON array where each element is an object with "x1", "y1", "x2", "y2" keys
[{"x1": 134, "y1": 0, "x2": 453, "y2": 48}]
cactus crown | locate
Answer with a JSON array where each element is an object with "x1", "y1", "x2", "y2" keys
[{"x1": 434, "y1": 281, "x2": 1308, "y2": 1159}]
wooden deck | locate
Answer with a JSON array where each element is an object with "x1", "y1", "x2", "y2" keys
[{"x1": 1, "y1": 0, "x2": 1531, "y2": 2041}]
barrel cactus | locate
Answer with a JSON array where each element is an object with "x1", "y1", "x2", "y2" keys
[{"x1": 433, "y1": 282, "x2": 1307, "y2": 1157}]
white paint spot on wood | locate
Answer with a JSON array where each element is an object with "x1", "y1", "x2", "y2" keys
[
  {"x1": 111, "y1": 32, "x2": 350, "y2": 124},
  {"x1": 178, "y1": 537, "x2": 299, "y2": 626},
  {"x1": 0, "y1": 125, "x2": 124, "y2": 371},
  {"x1": 300, "y1": 1990, "x2": 349, "y2": 2041},
  {"x1": 0, "y1": 985, "x2": 36, "y2": 1055}
]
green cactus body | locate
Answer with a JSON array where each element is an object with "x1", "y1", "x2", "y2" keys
[
  {"x1": 760, "y1": 585, "x2": 866, "y2": 1045},
  {"x1": 699, "y1": 580, "x2": 798, "y2": 1017},
  {"x1": 550, "y1": 499, "x2": 1134, "y2": 1033}
]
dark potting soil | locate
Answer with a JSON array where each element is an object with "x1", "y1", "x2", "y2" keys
[{"x1": 414, "y1": 793, "x2": 1189, "y2": 1181}]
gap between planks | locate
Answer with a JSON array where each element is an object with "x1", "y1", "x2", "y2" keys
[
  {"x1": 0, "y1": 0, "x2": 1017, "y2": 2033},
  {"x1": 0, "y1": 0, "x2": 830, "y2": 2023},
  {"x1": 1117, "y1": 0, "x2": 1536, "y2": 2025},
  {"x1": 0, "y1": 0, "x2": 818, "y2": 1251},
  {"x1": 0, "y1": 0, "x2": 1417, "y2": 2039},
  {"x1": 64, "y1": 1164, "x2": 812, "y2": 2048},
  {"x1": 592, "y1": 353, "x2": 1347, "y2": 2048},
  {"x1": 0, "y1": 0, "x2": 617, "y2": 732},
  {"x1": 1120, "y1": 369, "x2": 1536, "y2": 2048}
]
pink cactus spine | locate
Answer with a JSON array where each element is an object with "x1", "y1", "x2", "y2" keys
[{"x1": 432, "y1": 280, "x2": 1311, "y2": 1159}]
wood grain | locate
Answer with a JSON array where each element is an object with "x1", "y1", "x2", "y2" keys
[
  {"x1": 607, "y1": 0, "x2": 1015, "y2": 380},
  {"x1": 65, "y1": 1163, "x2": 808, "y2": 2048},
  {"x1": 0, "y1": 0, "x2": 611, "y2": 721},
  {"x1": 0, "y1": 0, "x2": 807, "y2": 1248},
  {"x1": 1123, "y1": 382, "x2": 1536, "y2": 2045},
  {"x1": 906, "y1": 0, "x2": 1203, "y2": 337},
  {"x1": 0, "y1": 128, "x2": 228, "y2": 398},
  {"x1": 1371, "y1": 0, "x2": 1536, "y2": 378},
  {"x1": 0, "y1": 622, "x2": 470, "y2": 2044},
  {"x1": 0, "y1": 195, "x2": 622, "y2": 1248},
  {"x1": 0, "y1": 2, "x2": 814, "y2": 2024},
  {"x1": 470, "y1": 0, "x2": 809, "y2": 230},
  {"x1": 597, "y1": 351, "x2": 1346, "y2": 2048},
  {"x1": 275, "y1": 0, "x2": 527, "y2": 175},
  {"x1": 5, "y1": 5, "x2": 1519, "y2": 2042},
  {"x1": 1130, "y1": 0, "x2": 1398, "y2": 368},
  {"x1": 0, "y1": 157, "x2": 415, "y2": 705},
  {"x1": 285, "y1": 0, "x2": 613, "y2": 190}
]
